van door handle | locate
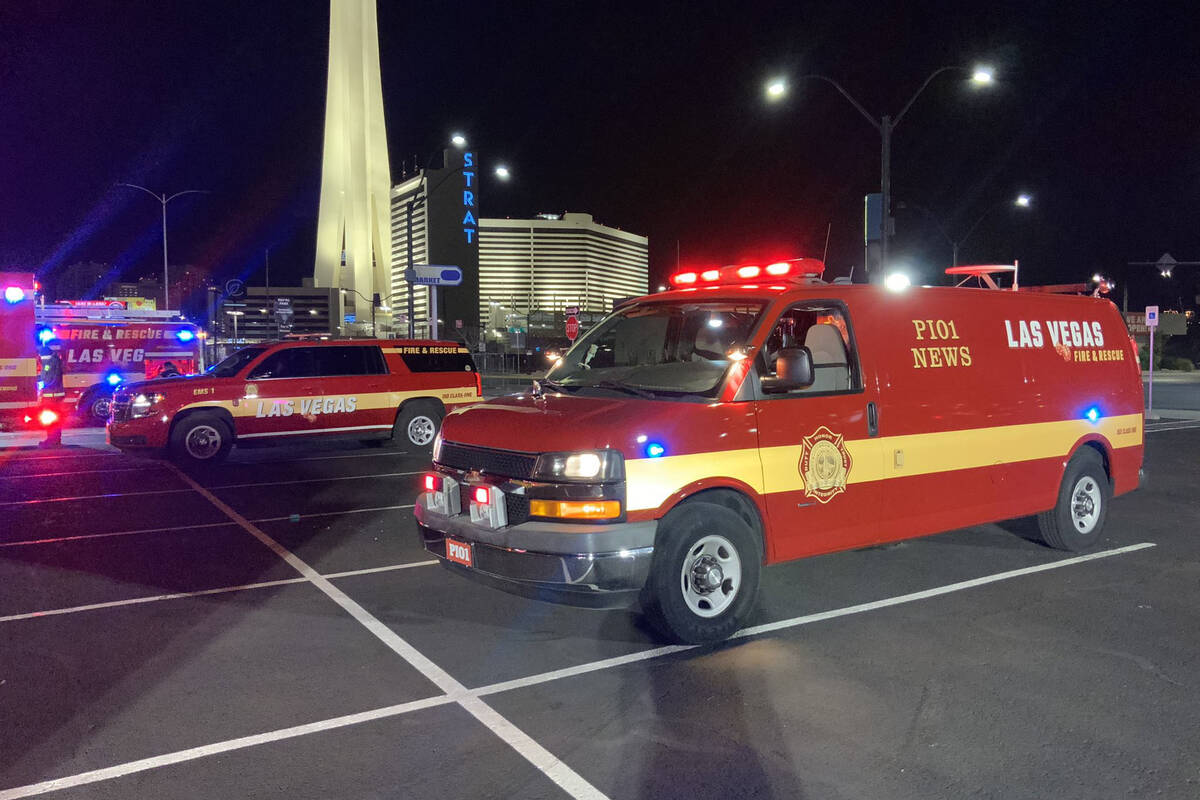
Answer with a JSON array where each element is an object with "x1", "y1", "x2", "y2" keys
[{"x1": 867, "y1": 402, "x2": 879, "y2": 437}]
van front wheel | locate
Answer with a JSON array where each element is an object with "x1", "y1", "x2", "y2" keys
[
  {"x1": 641, "y1": 502, "x2": 761, "y2": 645},
  {"x1": 1037, "y1": 448, "x2": 1110, "y2": 552}
]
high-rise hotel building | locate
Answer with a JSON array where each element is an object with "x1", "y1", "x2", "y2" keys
[{"x1": 390, "y1": 162, "x2": 647, "y2": 337}]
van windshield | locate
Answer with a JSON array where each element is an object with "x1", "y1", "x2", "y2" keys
[
  {"x1": 545, "y1": 301, "x2": 765, "y2": 399},
  {"x1": 206, "y1": 347, "x2": 266, "y2": 378}
]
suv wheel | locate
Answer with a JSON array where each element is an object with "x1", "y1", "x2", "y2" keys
[
  {"x1": 170, "y1": 413, "x2": 233, "y2": 465},
  {"x1": 394, "y1": 403, "x2": 443, "y2": 452},
  {"x1": 88, "y1": 395, "x2": 113, "y2": 423},
  {"x1": 641, "y1": 502, "x2": 762, "y2": 644}
]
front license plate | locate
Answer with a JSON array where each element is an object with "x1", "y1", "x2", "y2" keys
[{"x1": 445, "y1": 538, "x2": 473, "y2": 567}]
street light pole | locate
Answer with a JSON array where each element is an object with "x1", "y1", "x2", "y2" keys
[
  {"x1": 118, "y1": 184, "x2": 208, "y2": 309},
  {"x1": 783, "y1": 66, "x2": 992, "y2": 281}
]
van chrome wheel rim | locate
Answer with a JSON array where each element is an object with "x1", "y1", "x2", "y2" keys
[
  {"x1": 185, "y1": 425, "x2": 222, "y2": 460},
  {"x1": 680, "y1": 534, "x2": 742, "y2": 618},
  {"x1": 407, "y1": 415, "x2": 436, "y2": 446},
  {"x1": 1071, "y1": 476, "x2": 1101, "y2": 533}
]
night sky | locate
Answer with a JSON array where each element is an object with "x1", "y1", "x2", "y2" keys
[{"x1": 2, "y1": 0, "x2": 1198, "y2": 312}]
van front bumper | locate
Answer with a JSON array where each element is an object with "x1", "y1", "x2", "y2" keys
[{"x1": 415, "y1": 499, "x2": 656, "y2": 608}]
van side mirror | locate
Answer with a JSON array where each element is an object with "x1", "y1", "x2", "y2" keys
[{"x1": 765, "y1": 347, "x2": 814, "y2": 393}]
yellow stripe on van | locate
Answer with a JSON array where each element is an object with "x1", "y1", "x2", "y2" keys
[{"x1": 626, "y1": 413, "x2": 1142, "y2": 512}]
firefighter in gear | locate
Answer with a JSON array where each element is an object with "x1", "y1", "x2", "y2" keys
[{"x1": 38, "y1": 342, "x2": 66, "y2": 447}]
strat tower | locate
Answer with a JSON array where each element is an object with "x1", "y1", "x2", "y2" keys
[{"x1": 313, "y1": 0, "x2": 391, "y2": 326}]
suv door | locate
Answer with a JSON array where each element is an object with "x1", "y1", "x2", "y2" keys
[
  {"x1": 239, "y1": 346, "x2": 323, "y2": 439},
  {"x1": 752, "y1": 300, "x2": 883, "y2": 561},
  {"x1": 310, "y1": 345, "x2": 392, "y2": 437}
]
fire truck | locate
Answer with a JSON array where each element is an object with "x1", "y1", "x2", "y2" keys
[
  {"x1": 415, "y1": 258, "x2": 1145, "y2": 644},
  {"x1": 0, "y1": 271, "x2": 204, "y2": 426}
]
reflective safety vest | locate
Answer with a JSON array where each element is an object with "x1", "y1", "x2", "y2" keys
[{"x1": 39, "y1": 351, "x2": 65, "y2": 398}]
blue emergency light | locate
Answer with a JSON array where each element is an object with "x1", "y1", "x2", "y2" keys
[
  {"x1": 1084, "y1": 406, "x2": 1101, "y2": 424},
  {"x1": 36, "y1": 327, "x2": 55, "y2": 345},
  {"x1": 645, "y1": 442, "x2": 666, "y2": 458},
  {"x1": 106, "y1": 372, "x2": 122, "y2": 386},
  {"x1": 4, "y1": 286, "x2": 26, "y2": 304},
  {"x1": 176, "y1": 329, "x2": 196, "y2": 343}
]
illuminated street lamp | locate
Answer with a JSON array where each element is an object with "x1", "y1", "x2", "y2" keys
[
  {"x1": 766, "y1": 64, "x2": 995, "y2": 280},
  {"x1": 118, "y1": 183, "x2": 209, "y2": 309},
  {"x1": 494, "y1": 165, "x2": 512, "y2": 180},
  {"x1": 1016, "y1": 193, "x2": 1032, "y2": 208},
  {"x1": 450, "y1": 133, "x2": 467, "y2": 147},
  {"x1": 899, "y1": 193, "x2": 1032, "y2": 267}
]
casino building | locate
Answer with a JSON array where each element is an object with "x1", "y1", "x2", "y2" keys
[{"x1": 389, "y1": 155, "x2": 648, "y2": 342}]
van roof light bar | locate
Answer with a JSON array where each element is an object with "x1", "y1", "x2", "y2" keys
[{"x1": 945, "y1": 261, "x2": 1020, "y2": 291}]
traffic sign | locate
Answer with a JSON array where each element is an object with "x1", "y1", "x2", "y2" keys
[
  {"x1": 1146, "y1": 305, "x2": 1159, "y2": 328},
  {"x1": 564, "y1": 306, "x2": 580, "y2": 316},
  {"x1": 565, "y1": 315, "x2": 580, "y2": 341},
  {"x1": 404, "y1": 265, "x2": 463, "y2": 286}
]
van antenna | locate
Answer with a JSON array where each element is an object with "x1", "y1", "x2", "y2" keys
[{"x1": 821, "y1": 222, "x2": 832, "y2": 265}]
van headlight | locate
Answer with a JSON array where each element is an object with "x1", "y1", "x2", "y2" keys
[
  {"x1": 130, "y1": 392, "x2": 165, "y2": 418},
  {"x1": 432, "y1": 430, "x2": 444, "y2": 461},
  {"x1": 532, "y1": 450, "x2": 623, "y2": 482}
]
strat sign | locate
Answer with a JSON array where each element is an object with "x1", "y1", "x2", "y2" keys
[{"x1": 462, "y1": 151, "x2": 477, "y2": 244}]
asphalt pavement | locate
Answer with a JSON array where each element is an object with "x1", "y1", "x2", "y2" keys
[
  {"x1": 1, "y1": 422, "x2": 1198, "y2": 799},
  {"x1": 1144, "y1": 370, "x2": 1200, "y2": 415}
]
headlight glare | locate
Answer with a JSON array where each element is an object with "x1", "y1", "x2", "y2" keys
[
  {"x1": 532, "y1": 449, "x2": 623, "y2": 482},
  {"x1": 130, "y1": 392, "x2": 165, "y2": 418}
]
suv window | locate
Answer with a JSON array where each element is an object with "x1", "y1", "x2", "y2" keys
[
  {"x1": 313, "y1": 346, "x2": 387, "y2": 376},
  {"x1": 758, "y1": 302, "x2": 862, "y2": 395},
  {"x1": 247, "y1": 347, "x2": 320, "y2": 380},
  {"x1": 400, "y1": 346, "x2": 477, "y2": 374}
]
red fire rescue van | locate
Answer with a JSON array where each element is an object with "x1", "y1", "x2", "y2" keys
[
  {"x1": 35, "y1": 304, "x2": 204, "y2": 421},
  {"x1": 107, "y1": 338, "x2": 482, "y2": 464},
  {"x1": 415, "y1": 259, "x2": 1145, "y2": 644}
]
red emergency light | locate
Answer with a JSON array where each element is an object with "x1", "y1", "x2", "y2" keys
[
  {"x1": 669, "y1": 258, "x2": 825, "y2": 288},
  {"x1": 424, "y1": 474, "x2": 438, "y2": 493},
  {"x1": 38, "y1": 409, "x2": 59, "y2": 427},
  {"x1": 473, "y1": 486, "x2": 490, "y2": 505}
]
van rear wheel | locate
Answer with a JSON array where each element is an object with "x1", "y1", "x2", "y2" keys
[
  {"x1": 1037, "y1": 447, "x2": 1110, "y2": 552},
  {"x1": 641, "y1": 502, "x2": 761, "y2": 645}
]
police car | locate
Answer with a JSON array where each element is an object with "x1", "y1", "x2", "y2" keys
[
  {"x1": 415, "y1": 259, "x2": 1145, "y2": 644},
  {"x1": 107, "y1": 339, "x2": 481, "y2": 464}
]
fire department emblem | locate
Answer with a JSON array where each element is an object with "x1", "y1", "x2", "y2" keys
[{"x1": 798, "y1": 426, "x2": 852, "y2": 504}]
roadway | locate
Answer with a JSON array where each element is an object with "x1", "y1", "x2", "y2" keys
[
  {"x1": 1, "y1": 422, "x2": 1198, "y2": 799},
  {"x1": 1144, "y1": 370, "x2": 1200, "y2": 414}
]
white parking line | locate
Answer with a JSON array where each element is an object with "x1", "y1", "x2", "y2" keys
[
  {"x1": 0, "y1": 539, "x2": 1157, "y2": 799},
  {"x1": 1146, "y1": 420, "x2": 1200, "y2": 433},
  {"x1": 0, "y1": 465, "x2": 168, "y2": 480},
  {"x1": 0, "y1": 560, "x2": 438, "y2": 624},
  {"x1": 169, "y1": 465, "x2": 608, "y2": 800},
  {"x1": 0, "y1": 695, "x2": 456, "y2": 800},
  {"x1": 0, "y1": 521, "x2": 238, "y2": 549},
  {"x1": 0, "y1": 472, "x2": 422, "y2": 507},
  {"x1": 0, "y1": 505, "x2": 416, "y2": 549},
  {"x1": 205, "y1": 471, "x2": 422, "y2": 490}
]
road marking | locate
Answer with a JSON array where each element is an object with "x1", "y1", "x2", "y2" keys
[
  {"x1": 0, "y1": 505, "x2": 416, "y2": 549},
  {"x1": 169, "y1": 464, "x2": 609, "y2": 800},
  {"x1": 0, "y1": 695, "x2": 456, "y2": 800},
  {"x1": 0, "y1": 561, "x2": 438, "y2": 623},
  {"x1": 1145, "y1": 420, "x2": 1200, "y2": 433},
  {"x1": 323, "y1": 560, "x2": 437, "y2": 579},
  {"x1": 730, "y1": 542, "x2": 1158, "y2": 640},
  {"x1": 251, "y1": 504, "x2": 415, "y2": 523},
  {"x1": 0, "y1": 465, "x2": 168, "y2": 480},
  {"x1": 0, "y1": 472, "x2": 422, "y2": 507},
  {"x1": 204, "y1": 471, "x2": 422, "y2": 490},
  {"x1": 0, "y1": 539, "x2": 1157, "y2": 799},
  {"x1": 0, "y1": 521, "x2": 237, "y2": 549},
  {"x1": 0, "y1": 578, "x2": 308, "y2": 623}
]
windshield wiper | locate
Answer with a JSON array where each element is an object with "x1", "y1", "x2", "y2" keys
[{"x1": 581, "y1": 380, "x2": 657, "y2": 400}]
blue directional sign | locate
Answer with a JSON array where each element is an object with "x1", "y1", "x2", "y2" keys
[{"x1": 404, "y1": 265, "x2": 463, "y2": 286}]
